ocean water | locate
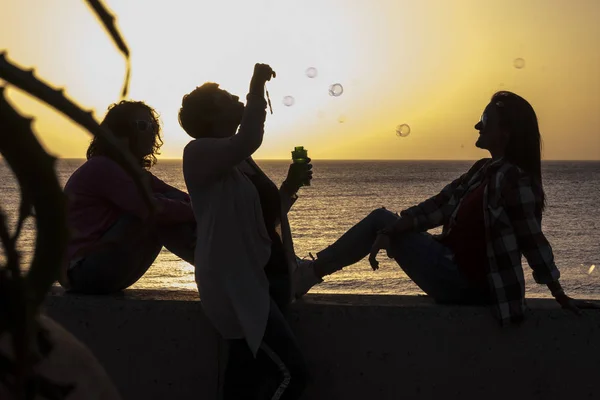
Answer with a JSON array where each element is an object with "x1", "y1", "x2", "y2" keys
[{"x1": 1, "y1": 159, "x2": 599, "y2": 299}]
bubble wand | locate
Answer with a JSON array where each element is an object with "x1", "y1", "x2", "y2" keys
[{"x1": 265, "y1": 85, "x2": 273, "y2": 114}]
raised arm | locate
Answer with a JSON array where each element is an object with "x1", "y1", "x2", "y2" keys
[{"x1": 184, "y1": 64, "x2": 276, "y2": 181}]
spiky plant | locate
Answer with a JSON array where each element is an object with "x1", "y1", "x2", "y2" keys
[{"x1": 0, "y1": 1, "x2": 155, "y2": 398}]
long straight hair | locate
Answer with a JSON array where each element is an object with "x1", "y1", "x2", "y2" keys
[{"x1": 491, "y1": 91, "x2": 545, "y2": 211}]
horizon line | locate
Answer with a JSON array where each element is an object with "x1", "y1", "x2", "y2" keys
[{"x1": 53, "y1": 157, "x2": 600, "y2": 162}]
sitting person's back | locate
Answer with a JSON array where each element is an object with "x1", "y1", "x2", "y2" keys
[
  {"x1": 60, "y1": 100, "x2": 196, "y2": 294},
  {"x1": 64, "y1": 155, "x2": 192, "y2": 262}
]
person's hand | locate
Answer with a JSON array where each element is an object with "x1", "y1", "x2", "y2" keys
[
  {"x1": 368, "y1": 233, "x2": 392, "y2": 271},
  {"x1": 249, "y1": 63, "x2": 276, "y2": 95},
  {"x1": 283, "y1": 158, "x2": 313, "y2": 192},
  {"x1": 555, "y1": 293, "x2": 600, "y2": 315}
]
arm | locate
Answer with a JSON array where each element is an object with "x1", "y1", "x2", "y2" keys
[
  {"x1": 186, "y1": 94, "x2": 268, "y2": 179},
  {"x1": 278, "y1": 157, "x2": 314, "y2": 215},
  {"x1": 399, "y1": 158, "x2": 489, "y2": 231},
  {"x1": 499, "y1": 172, "x2": 599, "y2": 312},
  {"x1": 92, "y1": 158, "x2": 194, "y2": 223},
  {"x1": 152, "y1": 195, "x2": 195, "y2": 223},
  {"x1": 279, "y1": 181, "x2": 299, "y2": 215},
  {"x1": 501, "y1": 170, "x2": 560, "y2": 286},
  {"x1": 185, "y1": 64, "x2": 275, "y2": 181},
  {"x1": 150, "y1": 173, "x2": 190, "y2": 202}
]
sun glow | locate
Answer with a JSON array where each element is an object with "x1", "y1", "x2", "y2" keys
[{"x1": 2, "y1": 0, "x2": 599, "y2": 160}]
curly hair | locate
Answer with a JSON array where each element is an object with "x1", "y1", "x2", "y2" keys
[
  {"x1": 178, "y1": 82, "x2": 223, "y2": 138},
  {"x1": 87, "y1": 100, "x2": 163, "y2": 169}
]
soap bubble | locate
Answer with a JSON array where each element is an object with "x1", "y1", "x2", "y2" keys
[
  {"x1": 305, "y1": 67, "x2": 318, "y2": 78},
  {"x1": 328, "y1": 83, "x2": 344, "y2": 97},
  {"x1": 513, "y1": 58, "x2": 525, "y2": 69},
  {"x1": 338, "y1": 115, "x2": 346, "y2": 124},
  {"x1": 589, "y1": 264, "x2": 596, "y2": 275},
  {"x1": 395, "y1": 124, "x2": 411, "y2": 137},
  {"x1": 282, "y1": 96, "x2": 295, "y2": 106}
]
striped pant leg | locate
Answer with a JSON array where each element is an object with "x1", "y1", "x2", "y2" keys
[{"x1": 258, "y1": 299, "x2": 308, "y2": 400}]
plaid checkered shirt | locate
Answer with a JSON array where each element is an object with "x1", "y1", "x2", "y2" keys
[{"x1": 400, "y1": 157, "x2": 560, "y2": 325}]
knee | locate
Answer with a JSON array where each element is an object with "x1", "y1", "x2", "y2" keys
[
  {"x1": 368, "y1": 207, "x2": 398, "y2": 228},
  {"x1": 110, "y1": 213, "x2": 147, "y2": 238}
]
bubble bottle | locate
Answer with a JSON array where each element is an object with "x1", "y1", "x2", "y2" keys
[{"x1": 291, "y1": 146, "x2": 310, "y2": 186}]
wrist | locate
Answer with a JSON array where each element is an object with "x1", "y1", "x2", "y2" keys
[
  {"x1": 247, "y1": 90, "x2": 265, "y2": 100},
  {"x1": 249, "y1": 81, "x2": 265, "y2": 96},
  {"x1": 390, "y1": 218, "x2": 409, "y2": 234},
  {"x1": 380, "y1": 221, "x2": 402, "y2": 236},
  {"x1": 281, "y1": 180, "x2": 299, "y2": 193}
]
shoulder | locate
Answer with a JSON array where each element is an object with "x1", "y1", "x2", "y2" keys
[
  {"x1": 183, "y1": 139, "x2": 197, "y2": 154},
  {"x1": 67, "y1": 156, "x2": 113, "y2": 180},
  {"x1": 495, "y1": 161, "x2": 542, "y2": 203},
  {"x1": 64, "y1": 156, "x2": 121, "y2": 192},
  {"x1": 183, "y1": 138, "x2": 225, "y2": 168},
  {"x1": 469, "y1": 157, "x2": 491, "y2": 172},
  {"x1": 462, "y1": 158, "x2": 491, "y2": 180},
  {"x1": 183, "y1": 138, "x2": 210, "y2": 158},
  {"x1": 83, "y1": 155, "x2": 122, "y2": 172},
  {"x1": 80, "y1": 156, "x2": 134, "y2": 183},
  {"x1": 496, "y1": 161, "x2": 530, "y2": 186},
  {"x1": 183, "y1": 140, "x2": 199, "y2": 165},
  {"x1": 474, "y1": 157, "x2": 491, "y2": 167}
]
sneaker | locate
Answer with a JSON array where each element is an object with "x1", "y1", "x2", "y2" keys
[{"x1": 293, "y1": 253, "x2": 323, "y2": 299}]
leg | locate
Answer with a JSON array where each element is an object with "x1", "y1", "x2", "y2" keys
[
  {"x1": 155, "y1": 191, "x2": 196, "y2": 264},
  {"x1": 388, "y1": 232, "x2": 489, "y2": 303},
  {"x1": 314, "y1": 207, "x2": 399, "y2": 276},
  {"x1": 264, "y1": 243, "x2": 292, "y2": 315},
  {"x1": 67, "y1": 215, "x2": 162, "y2": 294},
  {"x1": 119, "y1": 219, "x2": 197, "y2": 288},
  {"x1": 302, "y1": 208, "x2": 486, "y2": 304},
  {"x1": 157, "y1": 221, "x2": 196, "y2": 264},
  {"x1": 389, "y1": 232, "x2": 473, "y2": 303},
  {"x1": 222, "y1": 338, "x2": 260, "y2": 399},
  {"x1": 256, "y1": 299, "x2": 308, "y2": 400},
  {"x1": 222, "y1": 299, "x2": 308, "y2": 400}
]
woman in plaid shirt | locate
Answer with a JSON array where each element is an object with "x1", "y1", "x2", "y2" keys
[{"x1": 294, "y1": 91, "x2": 598, "y2": 325}]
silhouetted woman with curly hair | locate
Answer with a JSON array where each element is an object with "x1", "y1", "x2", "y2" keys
[{"x1": 61, "y1": 100, "x2": 196, "y2": 294}]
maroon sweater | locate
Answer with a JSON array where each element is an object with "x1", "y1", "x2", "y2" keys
[
  {"x1": 440, "y1": 183, "x2": 488, "y2": 289},
  {"x1": 64, "y1": 156, "x2": 195, "y2": 260}
]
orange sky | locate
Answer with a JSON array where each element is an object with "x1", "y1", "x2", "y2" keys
[{"x1": 1, "y1": 0, "x2": 599, "y2": 160}]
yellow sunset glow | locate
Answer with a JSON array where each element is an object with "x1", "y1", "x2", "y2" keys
[{"x1": 1, "y1": 0, "x2": 599, "y2": 160}]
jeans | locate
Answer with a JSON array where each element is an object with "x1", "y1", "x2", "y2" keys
[
  {"x1": 67, "y1": 214, "x2": 196, "y2": 294},
  {"x1": 316, "y1": 207, "x2": 490, "y2": 304},
  {"x1": 223, "y1": 299, "x2": 308, "y2": 400}
]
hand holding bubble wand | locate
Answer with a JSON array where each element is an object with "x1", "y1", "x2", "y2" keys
[{"x1": 250, "y1": 63, "x2": 275, "y2": 114}]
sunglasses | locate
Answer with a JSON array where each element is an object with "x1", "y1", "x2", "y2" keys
[
  {"x1": 132, "y1": 120, "x2": 156, "y2": 132},
  {"x1": 478, "y1": 101, "x2": 504, "y2": 129},
  {"x1": 479, "y1": 112, "x2": 488, "y2": 128}
]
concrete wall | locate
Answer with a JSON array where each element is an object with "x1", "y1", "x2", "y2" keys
[{"x1": 44, "y1": 290, "x2": 600, "y2": 400}]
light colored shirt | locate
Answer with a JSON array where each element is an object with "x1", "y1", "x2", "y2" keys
[{"x1": 183, "y1": 94, "x2": 272, "y2": 355}]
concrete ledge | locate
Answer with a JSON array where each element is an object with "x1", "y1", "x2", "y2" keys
[{"x1": 44, "y1": 290, "x2": 600, "y2": 400}]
